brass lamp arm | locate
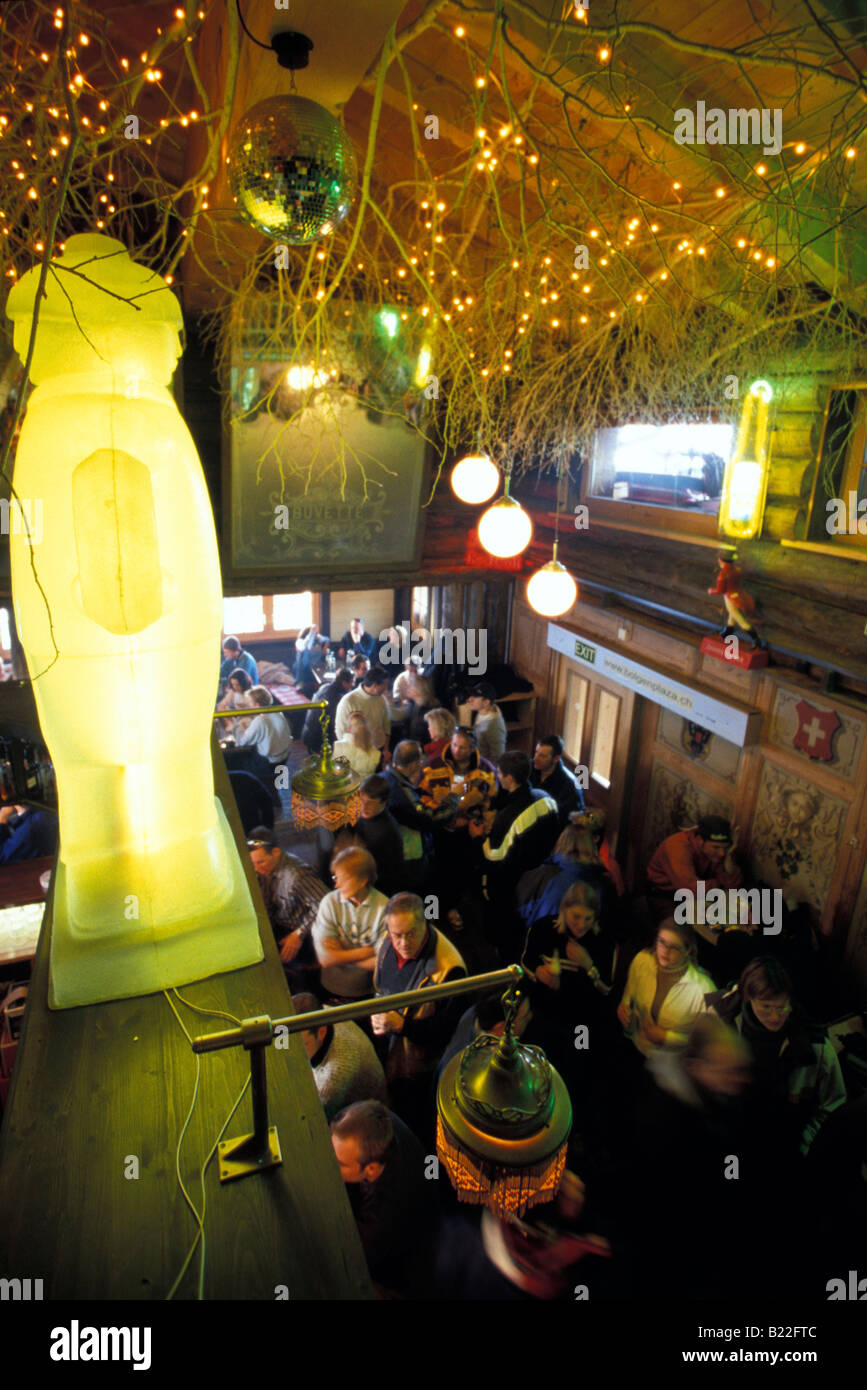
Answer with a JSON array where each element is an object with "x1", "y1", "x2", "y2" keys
[
  {"x1": 192, "y1": 965, "x2": 525, "y2": 1054},
  {"x1": 213, "y1": 700, "x2": 327, "y2": 720},
  {"x1": 192, "y1": 965, "x2": 526, "y2": 1182}
]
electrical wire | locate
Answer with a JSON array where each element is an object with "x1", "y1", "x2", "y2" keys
[
  {"x1": 162, "y1": 989, "x2": 250, "y2": 1300},
  {"x1": 235, "y1": 0, "x2": 271, "y2": 52},
  {"x1": 171, "y1": 987, "x2": 242, "y2": 1028}
]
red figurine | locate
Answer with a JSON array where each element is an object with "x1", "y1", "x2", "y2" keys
[{"x1": 702, "y1": 549, "x2": 768, "y2": 667}]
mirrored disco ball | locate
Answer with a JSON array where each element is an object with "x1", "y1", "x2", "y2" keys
[{"x1": 227, "y1": 95, "x2": 358, "y2": 244}]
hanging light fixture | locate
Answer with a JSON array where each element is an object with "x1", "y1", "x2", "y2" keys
[
  {"x1": 436, "y1": 982, "x2": 572, "y2": 1216},
  {"x1": 215, "y1": 700, "x2": 360, "y2": 831},
  {"x1": 290, "y1": 705, "x2": 361, "y2": 830},
  {"x1": 478, "y1": 473, "x2": 533, "y2": 557},
  {"x1": 526, "y1": 468, "x2": 578, "y2": 616},
  {"x1": 527, "y1": 540, "x2": 578, "y2": 616},
  {"x1": 451, "y1": 451, "x2": 500, "y2": 504},
  {"x1": 191, "y1": 966, "x2": 572, "y2": 1204}
]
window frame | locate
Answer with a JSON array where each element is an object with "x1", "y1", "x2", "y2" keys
[
  {"x1": 806, "y1": 382, "x2": 867, "y2": 551},
  {"x1": 221, "y1": 592, "x2": 321, "y2": 645},
  {"x1": 580, "y1": 419, "x2": 735, "y2": 540}
]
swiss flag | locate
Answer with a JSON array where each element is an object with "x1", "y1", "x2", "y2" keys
[{"x1": 793, "y1": 700, "x2": 841, "y2": 761}]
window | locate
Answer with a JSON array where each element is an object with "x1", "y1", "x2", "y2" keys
[
  {"x1": 272, "y1": 592, "x2": 315, "y2": 631},
  {"x1": 590, "y1": 689, "x2": 619, "y2": 790},
  {"x1": 221, "y1": 592, "x2": 317, "y2": 642},
  {"x1": 591, "y1": 423, "x2": 734, "y2": 514},
  {"x1": 0, "y1": 607, "x2": 10, "y2": 654},
  {"x1": 412, "y1": 586, "x2": 431, "y2": 632},
  {"x1": 582, "y1": 421, "x2": 735, "y2": 540},
  {"x1": 807, "y1": 385, "x2": 867, "y2": 550},
  {"x1": 222, "y1": 596, "x2": 266, "y2": 635},
  {"x1": 563, "y1": 671, "x2": 588, "y2": 763}
]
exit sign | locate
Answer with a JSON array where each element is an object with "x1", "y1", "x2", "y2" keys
[{"x1": 574, "y1": 638, "x2": 597, "y2": 664}]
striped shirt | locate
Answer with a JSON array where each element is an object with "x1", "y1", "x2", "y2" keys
[{"x1": 260, "y1": 852, "x2": 329, "y2": 942}]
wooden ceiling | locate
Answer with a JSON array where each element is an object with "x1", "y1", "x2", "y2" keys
[
  {"x1": 2, "y1": 1, "x2": 862, "y2": 320},
  {"x1": 90, "y1": 0, "x2": 861, "y2": 315}
]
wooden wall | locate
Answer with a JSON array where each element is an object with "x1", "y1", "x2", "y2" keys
[
  {"x1": 509, "y1": 594, "x2": 867, "y2": 1007},
  {"x1": 330, "y1": 589, "x2": 395, "y2": 642}
]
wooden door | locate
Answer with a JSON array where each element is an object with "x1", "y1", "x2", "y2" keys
[{"x1": 559, "y1": 659, "x2": 636, "y2": 858}]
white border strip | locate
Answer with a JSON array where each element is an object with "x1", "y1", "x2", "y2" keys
[{"x1": 547, "y1": 622, "x2": 756, "y2": 746}]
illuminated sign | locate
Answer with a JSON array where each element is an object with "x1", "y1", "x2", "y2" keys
[{"x1": 548, "y1": 623, "x2": 760, "y2": 747}]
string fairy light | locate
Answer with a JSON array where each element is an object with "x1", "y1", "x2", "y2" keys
[{"x1": 0, "y1": 0, "x2": 856, "y2": 496}]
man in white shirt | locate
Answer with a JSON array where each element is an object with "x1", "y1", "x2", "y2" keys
[
  {"x1": 313, "y1": 846, "x2": 389, "y2": 999},
  {"x1": 334, "y1": 667, "x2": 391, "y2": 760},
  {"x1": 234, "y1": 685, "x2": 292, "y2": 764}
]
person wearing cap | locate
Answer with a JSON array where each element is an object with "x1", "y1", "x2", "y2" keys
[
  {"x1": 708, "y1": 550, "x2": 766, "y2": 649},
  {"x1": 646, "y1": 814, "x2": 743, "y2": 922},
  {"x1": 466, "y1": 682, "x2": 507, "y2": 763}
]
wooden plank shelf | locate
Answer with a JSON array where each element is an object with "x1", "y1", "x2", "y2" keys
[{"x1": 0, "y1": 740, "x2": 373, "y2": 1301}]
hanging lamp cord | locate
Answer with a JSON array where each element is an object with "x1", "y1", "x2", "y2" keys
[
  {"x1": 235, "y1": 0, "x2": 272, "y2": 50},
  {"x1": 552, "y1": 464, "x2": 564, "y2": 561}
]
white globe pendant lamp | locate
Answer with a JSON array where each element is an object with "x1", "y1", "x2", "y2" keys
[
  {"x1": 478, "y1": 476, "x2": 533, "y2": 558},
  {"x1": 451, "y1": 452, "x2": 500, "y2": 505},
  {"x1": 526, "y1": 540, "x2": 578, "y2": 616}
]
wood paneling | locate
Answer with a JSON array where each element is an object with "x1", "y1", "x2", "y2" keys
[
  {"x1": 0, "y1": 739, "x2": 373, "y2": 1300},
  {"x1": 512, "y1": 596, "x2": 867, "y2": 992}
]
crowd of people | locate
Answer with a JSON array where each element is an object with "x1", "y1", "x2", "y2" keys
[{"x1": 220, "y1": 621, "x2": 866, "y2": 1300}]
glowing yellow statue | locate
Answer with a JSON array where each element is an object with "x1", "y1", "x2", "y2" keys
[{"x1": 6, "y1": 234, "x2": 263, "y2": 1007}]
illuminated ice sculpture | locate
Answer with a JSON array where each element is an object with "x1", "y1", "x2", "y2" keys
[{"x1": 6, "y1": 234, "x2": 263, "y2": 1008}]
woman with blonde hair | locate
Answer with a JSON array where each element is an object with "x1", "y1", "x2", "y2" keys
[
  {"x1": 522, "y1": 880, "x2": 613, "y2": 997},
  {"x1": 232, "y1": 684, "x2": 293, "y2": 812},
  {"x1": 521, "y1": 879, "x2": 616, "y2": 1104},
  {"x1": 617, "y1": 919, "x2": 715, "y2": 1056},
  {"x1": 516, "y1": 812, "x2": 610, "y2": 932},
  {"x1": 405, "y1": 670, "x2": 437, "y2": 745},
  {"x1": 422, "y1": 707, "x2": 456, "y2": 760},
  {"x1": 333, "y1": 710, "x2": 381, "y2": 777}
]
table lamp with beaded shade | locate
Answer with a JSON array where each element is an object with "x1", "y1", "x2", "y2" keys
[{"x1": 5, "y1": 234, "x2": 263, "y2": 1008}]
